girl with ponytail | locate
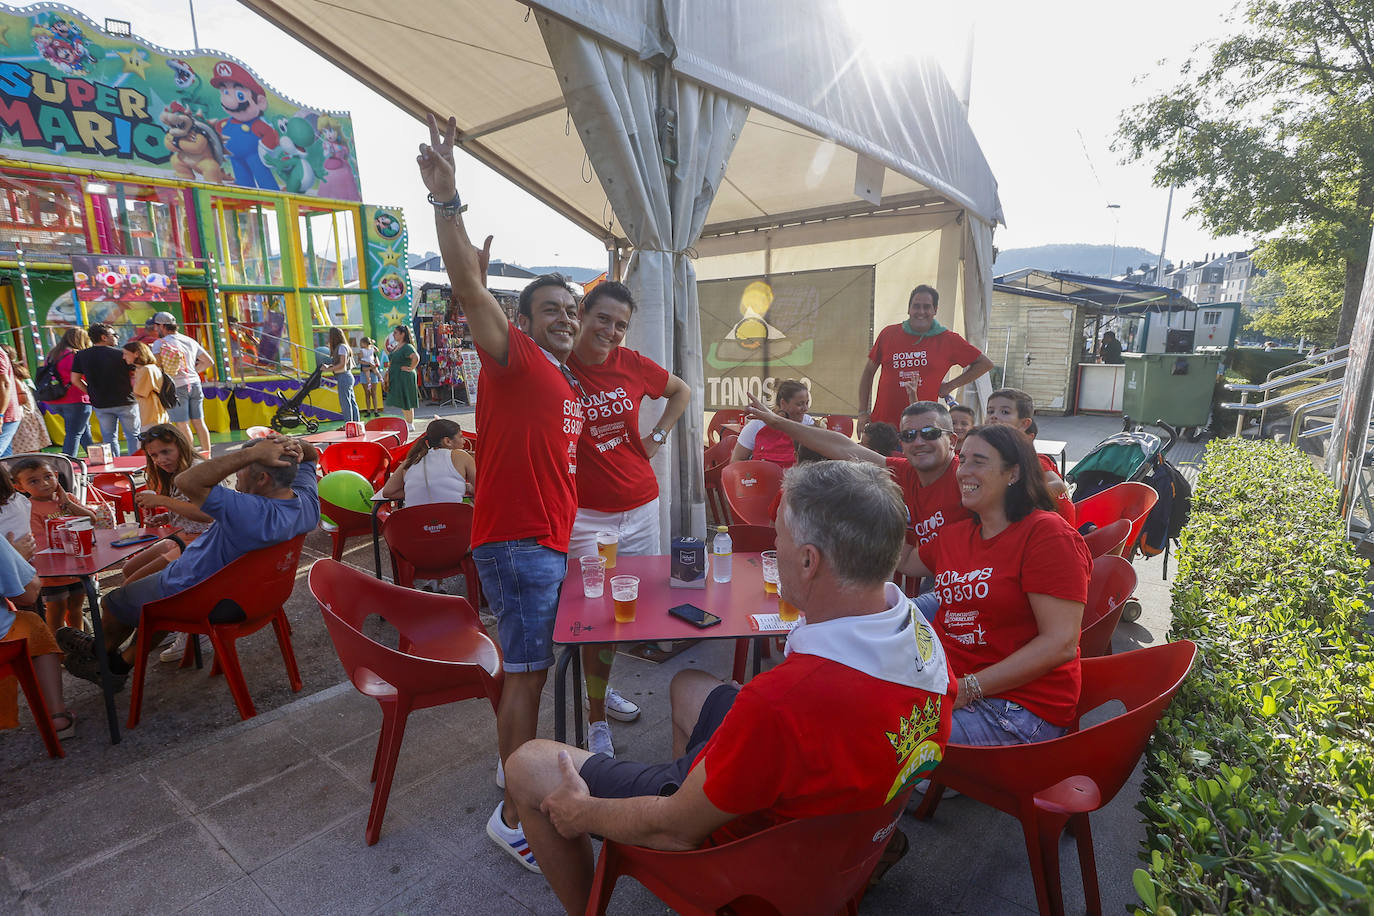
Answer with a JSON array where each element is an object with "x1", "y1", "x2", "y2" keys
[{"x1": 380, "y1": 417, "x2": 475, "y2": 505}]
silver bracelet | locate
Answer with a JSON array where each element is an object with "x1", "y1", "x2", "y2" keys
[{"x1": 961, "y1": 674, "x2": 984, "y2": 704}]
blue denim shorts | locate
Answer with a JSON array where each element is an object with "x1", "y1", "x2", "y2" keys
[
  {"x1": 103, "y1": 569, "x2": 170, "y2": 628},
  {"x1": 473, "y1": 539, "x2": 567, "y2": 673},
  {"x1": 949, "y1": 698, "x2": 1068, "y2": 746},
  {"x1": 168, "y1": 383, "x2": 203, "y2": 423}
]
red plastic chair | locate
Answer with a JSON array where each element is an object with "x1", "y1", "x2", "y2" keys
[
  {"x1": 386, "y1": 438, "x2": 421, "y2": 474},
  {"x1": 587, "y1": 790, "x2": 913, "y2": 915},
  {"x1": 309, "y1": 559, "x2": 503, "y2": 845},
  {"x1": 913, "y1": 640, "x2": 1197, "y2": 916},
  {"x1": 703, "y1": 435, "x2": 738, "y2": 526},
  {"x1": 706, "y1": 409, "x2": 746, "y2": 446},
  {"x1": 365, "y1": 416, "x2": 410, "y2": 440},
  {"x1": 1082, "y1": 518, "x2": 1131, "y2": 559},
  {"x1": 90, "y1": 472, "x2": 144, "y2": 523},
  {"x1": 0, "y1": 636, "x2": 65, "y2": 758},
  {"x1": 320, "y1": 439, "x2": 391, "y2": 490},
  {"x1": 319, "y1": 497, "x2": 382, "y2": 562},
  {"x1": 382, "y1": 503, "x2": 482, "y2": 608},
  {"x1": 1079, "y1": 556, "x2": 1136, "y2": 658},
  {"x1": 1073, "y1": 482, "x2": 1158, "y2": 560},
  {"x1": 127, "y1": 534, "x2": 308, "y2": 727},
  {"x1": 821, "y1": 414, "x2": 855, "y2": 437},
  {"x1": 460, "y1": 430, "x2": 479, "y2": 455},
  {"x1": 727, "y1": 523, "x2": 776, "y2": 552},
  {"x1": 721, "y1": 460, "x2": 785, "y2": 527}
]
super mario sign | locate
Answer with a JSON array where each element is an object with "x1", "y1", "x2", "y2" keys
[{"x1": 0, "y1": 4, "x2": 363, "y2": 200}]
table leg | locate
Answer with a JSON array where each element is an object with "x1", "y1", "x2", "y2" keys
[
  {"x1": 571, "y1": 650, "x2": 584, "y2": 751},
  {"x1": 553, "y1": 646, "x2": 574, "y2": 744},
  {"x1": 81, "y1": 576, "x2": 121, "y2": 744},
  {"x1": 752, "y1": 636, "x2": 763, "y2": 679},
  {"x1": 371, "y1": 503, "x2": 384, "y2": 579}
]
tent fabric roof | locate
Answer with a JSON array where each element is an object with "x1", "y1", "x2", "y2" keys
[
  {"x1": 994, "y1": 268, "x2": 1196, "y2": 315},
  {"x1": 239, "y1": 0, "x2": 1003, "y2": 245}
]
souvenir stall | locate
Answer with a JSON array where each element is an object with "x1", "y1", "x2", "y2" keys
[{"x1": 0, "y1": 4, "x2": 410, "y2": 437}]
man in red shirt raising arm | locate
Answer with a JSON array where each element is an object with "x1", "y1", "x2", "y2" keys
[
  {"x1": 419, "y1": 115, "x2": 584, "y2": 871},
  {"x1": 859, "y1": 284, "x2": 994, "y2": 429},
  {"x1": 505, "y1": 461, "x2": 953, "y2": 913},
  {"x1": 568, "y1": 281, "x2": 691, "y2": 757}
]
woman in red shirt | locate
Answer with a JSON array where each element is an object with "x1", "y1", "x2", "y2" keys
[
  {"x1": 45, "y1": 327, "x2": 93, "y2": 457},
  {"x1": 899, "y1": 423, "x2": 1091, "y2": 745},
  {"x1": 731, "y1": 379, "x2": 813, "y2": 469}
]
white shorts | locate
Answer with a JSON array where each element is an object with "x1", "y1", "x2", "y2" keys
[{"x1": 569, "y1": 499, "x2": 661, "y2": 560}]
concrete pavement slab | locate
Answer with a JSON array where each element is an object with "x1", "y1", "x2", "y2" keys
[
  {"x1": 178, "y1": 877, "x2": 283, "y2": 916},
  {"x1": 150, "y1": 717, "x2": 314, "y2": 814}
]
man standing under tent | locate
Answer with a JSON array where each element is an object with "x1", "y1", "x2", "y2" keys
[
  {"x1": 419, "y1": 114, "x2": 584, "y2": 873},
  {"x1": 859, "y1": 284, "x2": 993, "y2": 429}
]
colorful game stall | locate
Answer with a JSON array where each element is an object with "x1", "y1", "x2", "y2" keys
[{"x1": 0, "y1": 3, "x2": 412, "y2": 433}]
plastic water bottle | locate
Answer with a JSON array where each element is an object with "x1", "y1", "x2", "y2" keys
[{"x1": 712, "y1": 525, "x2": 732, "y2": 583}]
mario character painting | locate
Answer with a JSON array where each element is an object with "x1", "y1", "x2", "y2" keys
[{"x1": 211, "y1": 60, "x2": 281, "y2": 191}]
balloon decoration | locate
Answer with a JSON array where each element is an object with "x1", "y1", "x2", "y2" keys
[{"x1": 319, "y1": 469, "x2": 374, "y2": 525}]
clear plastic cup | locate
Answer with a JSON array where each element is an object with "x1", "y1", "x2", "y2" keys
[
  {"x1": 596, "y1": 531, "x2": 619, "y2": 569},
  {"x1": 610, "y1": 575, "x2": 639, "y2": 623},
  {"x1": 761, "y1": 550, "x2": 779, "y2": 595},
  {"x1": 580, "y1": 555, "x2": 607, "y2": 598}
]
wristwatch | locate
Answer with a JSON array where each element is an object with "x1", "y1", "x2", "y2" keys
[{"x1": 649, "y1": 427, "x2": 668, "y2": 445}]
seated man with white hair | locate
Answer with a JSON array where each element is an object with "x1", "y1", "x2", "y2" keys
[{"x1": 505, "y1": 460, "x2": 954, "y2": 912}]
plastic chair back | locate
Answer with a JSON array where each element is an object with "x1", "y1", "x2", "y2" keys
[
  {"x1": 721, "y1": 460, "x2": 784, "y2": 527},
  {"x1": 309, "y1": 559, "x2": 501, "y2": 844},
  {"x1": 0, "y1": 636, "x2": 65, "y2": 758},
  {"x1": 1074, "y1": 482, "x2": 1158, "y2": 559},
  {"x1": 319, "y1": 440, "x2": 390, "y2": 490},
  {"x1": 706, "y1": 409, "x2": 746, "y2": 445},
  {"x1": 821, "y1": 414, "x2": 855, "y2": 437},
  {"x1": 727, "y1": 524, "x2": 776, "y2": 553},
  {"x1": 387, "y1": 438, "x2": 421, "y2": 474},
  {"x1": 90, "y1": 472, "x2": 142, "y2": 523},
  {"x1": 319, "y1": 496, "x2": 378, "y2": 561},
  {"x1": 1083, "y1": 518, "x2": 1131, "y2": 559},
  {"x1": 382, "y1": 502, "x2": 476, "y2": 585},
  {"x1": 703, "y1": 435, "x2": 738, "y2": 526},
  {"x1": 588, "y1": 790, "x2": 912, "y2": 915},
  {"x1": 365, "y1": 416, "x2": 410, "y2": 439},
  {"x1": 461, "y1": 430, "x2": 479, "y2": 455},
  {"x1": 1079, "y1": 556, "x2": 1136, "y2": 658},
  {"x1": 127, "y1": 534, "x2": 308, "y2": 726}
]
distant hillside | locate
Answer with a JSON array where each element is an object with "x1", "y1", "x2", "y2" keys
[
  {"x1": 528, "y1": 265, "x2": 604, "y2": 283},
  {"x1": 994, "y1": 243, "x2": 1163, "y2": 279}
]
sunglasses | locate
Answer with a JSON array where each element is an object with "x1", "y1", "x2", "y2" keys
[
  {"x1": 137, "y1": 426, "x2": 177, "y2": 444},
  {"x1": 898, "y1": 425, "x2": 952, "y2": 443}
]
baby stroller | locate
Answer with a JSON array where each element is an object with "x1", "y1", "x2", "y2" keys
[
  {"x1": 270, "y1": 362, "x2": 325, "y2": 434},
  {"x1": 1069, "y1": 418, "x2": 1193, "y2": 593}
]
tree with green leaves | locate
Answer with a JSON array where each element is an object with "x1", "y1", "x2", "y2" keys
[
  {"x1": 1246, "y1": 242, "x2": 1344, "y2": 343},
  {"x1": 1116, "y1": 0, "x2": 1374, "y2": 347}
]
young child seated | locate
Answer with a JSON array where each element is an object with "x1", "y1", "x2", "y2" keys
[
  {"x1": 858, "y1": 420, "x2": 901, "y2": 457},
  {"x1": 0, "y1": 466, "x2": 36, "y2": 561},
  {"x1": 10, "y1": 456, "x2": 97, "y2": 632},
  {"x1": 984, "y1": 387, "x2": 1075, "y2": 525},
  {"x1": 0, "y1": 533, "x2": 73, "y2": 739},
  {"x1": 948, "y1": 403, "x2": 976, "y2": 439}
]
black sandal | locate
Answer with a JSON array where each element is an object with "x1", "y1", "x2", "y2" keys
[
  {"x1": 50, "y1": 711, "x2": 76, "y2": 740},
  {"x1": 867, "y1": 826, "x2": 909, "y2": 888}
]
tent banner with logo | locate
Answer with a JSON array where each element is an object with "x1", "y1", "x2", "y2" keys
[{"x1": 698, "y1": 265, "x2": 874, "y2": 415}]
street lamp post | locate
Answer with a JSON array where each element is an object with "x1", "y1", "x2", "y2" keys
[{"x1": 1107, "y1": 203, "x2": 1122, "y2": 278}]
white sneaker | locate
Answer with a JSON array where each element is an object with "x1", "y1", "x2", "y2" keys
[
  {"x1": 495, "y1": 755, "x2": 505, "y2": 789},
  {"x1": 587, "y1": 720, "x2": 615, "y2": 757},
  {"x1": 586, "y1": 687, "x2": 641, "y2": 723},
  {"x1": 159, "y1": 633, "x2": 187, "y2": 663},
  {"x1": 486, "y1": 802, "x2": 540, "y2": 874}
]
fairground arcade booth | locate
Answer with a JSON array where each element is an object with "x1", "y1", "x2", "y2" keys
[{"x1": 0, "y1": 4, "x2": 411, "y2": 438}]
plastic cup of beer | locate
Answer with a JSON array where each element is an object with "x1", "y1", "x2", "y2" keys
[
  {"x1": 579, "y1": 555, "x2": 607, "y2": 599},
  {"x1": 596, "y1": 531, "x2": 619, "y2": 569},
  {"x1": 778, "y1": 595, "x2": 801, "y2": 622},
  {"x1": 610, "y1": 575, "x2": 639, "y2": 623},
  {"x1": 761, "y1": 550, "x2": 779, "y2": 595}
]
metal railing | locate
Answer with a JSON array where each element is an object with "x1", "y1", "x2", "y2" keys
[{"x1": 1221, "y1": 345, "x2": 1349, "y2": 437}]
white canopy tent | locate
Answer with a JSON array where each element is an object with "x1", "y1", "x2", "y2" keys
[{"x1": 241, "y1": 0, "x2": 1003, "y2": 542}]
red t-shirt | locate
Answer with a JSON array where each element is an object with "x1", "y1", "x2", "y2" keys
[
  {"x1": 472, "y1": 324, "x2": 583, "y2": 551},
  {"x1": 697, "y1": 652, "x2": 952, "y2": 842},
  {"x1": 920, "y1": 511, "x2": 1091, "y2": 726},
  {"x1": 867, "y1": 325, "x2": 981, "y2": 426},
  {"x1": 1037, "y1": 453, "x2": 1076, "y2": 526},
  {"x1": 568, "y1": 347, "x2": 669, "y2": 513},
  {"x1": 885, "y1": 455, "x2": 973, "y2": 546}
]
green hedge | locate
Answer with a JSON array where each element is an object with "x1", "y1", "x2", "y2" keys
[{"x1": 1135, "y1": 439, "x2": 1374, "y2": 914}]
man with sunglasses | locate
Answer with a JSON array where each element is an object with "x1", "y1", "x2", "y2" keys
[
  {"x1": 420, "y1": 114, "x2": 585, "y2": 871},
  {"x1": 743, "y1": 395, "x2": 972, "y2": 549}
]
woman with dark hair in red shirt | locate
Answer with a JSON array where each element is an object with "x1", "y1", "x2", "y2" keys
[{"x1": 898, "y1": 423, "x2": 1091, "y2": 745}]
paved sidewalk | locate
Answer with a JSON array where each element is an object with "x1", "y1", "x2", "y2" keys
[{"x1": 0, "y1": 412, "x2": 1185, "y2": 914}]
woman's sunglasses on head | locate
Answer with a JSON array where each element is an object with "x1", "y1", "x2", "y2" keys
[
  {"x1": 898, "y1": 425, "x2": 951, "y2": 443},
  {"x1": 138, "y1": 427, "x2": 177, "y2": 444}
]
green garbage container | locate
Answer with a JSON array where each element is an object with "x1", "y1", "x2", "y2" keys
[{"x1": 1121, "y1": 353, "x2": 1224, "y2": 431}]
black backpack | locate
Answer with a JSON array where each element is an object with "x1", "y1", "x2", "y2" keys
[
  {"x1": 1138, "y1": 460, "x2": 1193, "y2": 575},
  {"x1": 34, "y1": 360, "x2": 68, "y2": 402},
  {"x1": 156, "y1": 370, "x2": 179, "y2": 409}
]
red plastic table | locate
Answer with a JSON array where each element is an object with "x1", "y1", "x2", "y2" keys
[
  {"x1": 552, "y1": 553, "x2": 793, "y2": 746},
  {"x1": 84, "y1": 456, "x2": 149, "y2": 473},
  {"x1": 303, "y1": 429, "x2": 401, "y2": 448},
  {"x1": 32, "y1": 525, "x2": 178, "y2": 744}
]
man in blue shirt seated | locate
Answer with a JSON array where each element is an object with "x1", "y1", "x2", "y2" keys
[{"x1": 59, "y1": 433, "x2": 320, "y2": 688}]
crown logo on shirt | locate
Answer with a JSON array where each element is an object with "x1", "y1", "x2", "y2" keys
[{"x1": 886, "y1": 697, "x2": 941, "y2": 761}]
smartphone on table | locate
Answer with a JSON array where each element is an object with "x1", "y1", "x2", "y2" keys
[{"x1": 668, "y1": 603, "x2": 722, "y2": 628}]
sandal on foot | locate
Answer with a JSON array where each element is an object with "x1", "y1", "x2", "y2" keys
[
  {"x1": 867, "y1": 827, "x2": 909, "y2": 888},
  {"x1": 51, "y1": 711, "x2": 76, "y2": 740}
]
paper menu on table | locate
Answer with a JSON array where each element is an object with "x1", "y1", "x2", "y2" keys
[{"x1": 749, "y1": 613, "x2": 801, "y2": 632}]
